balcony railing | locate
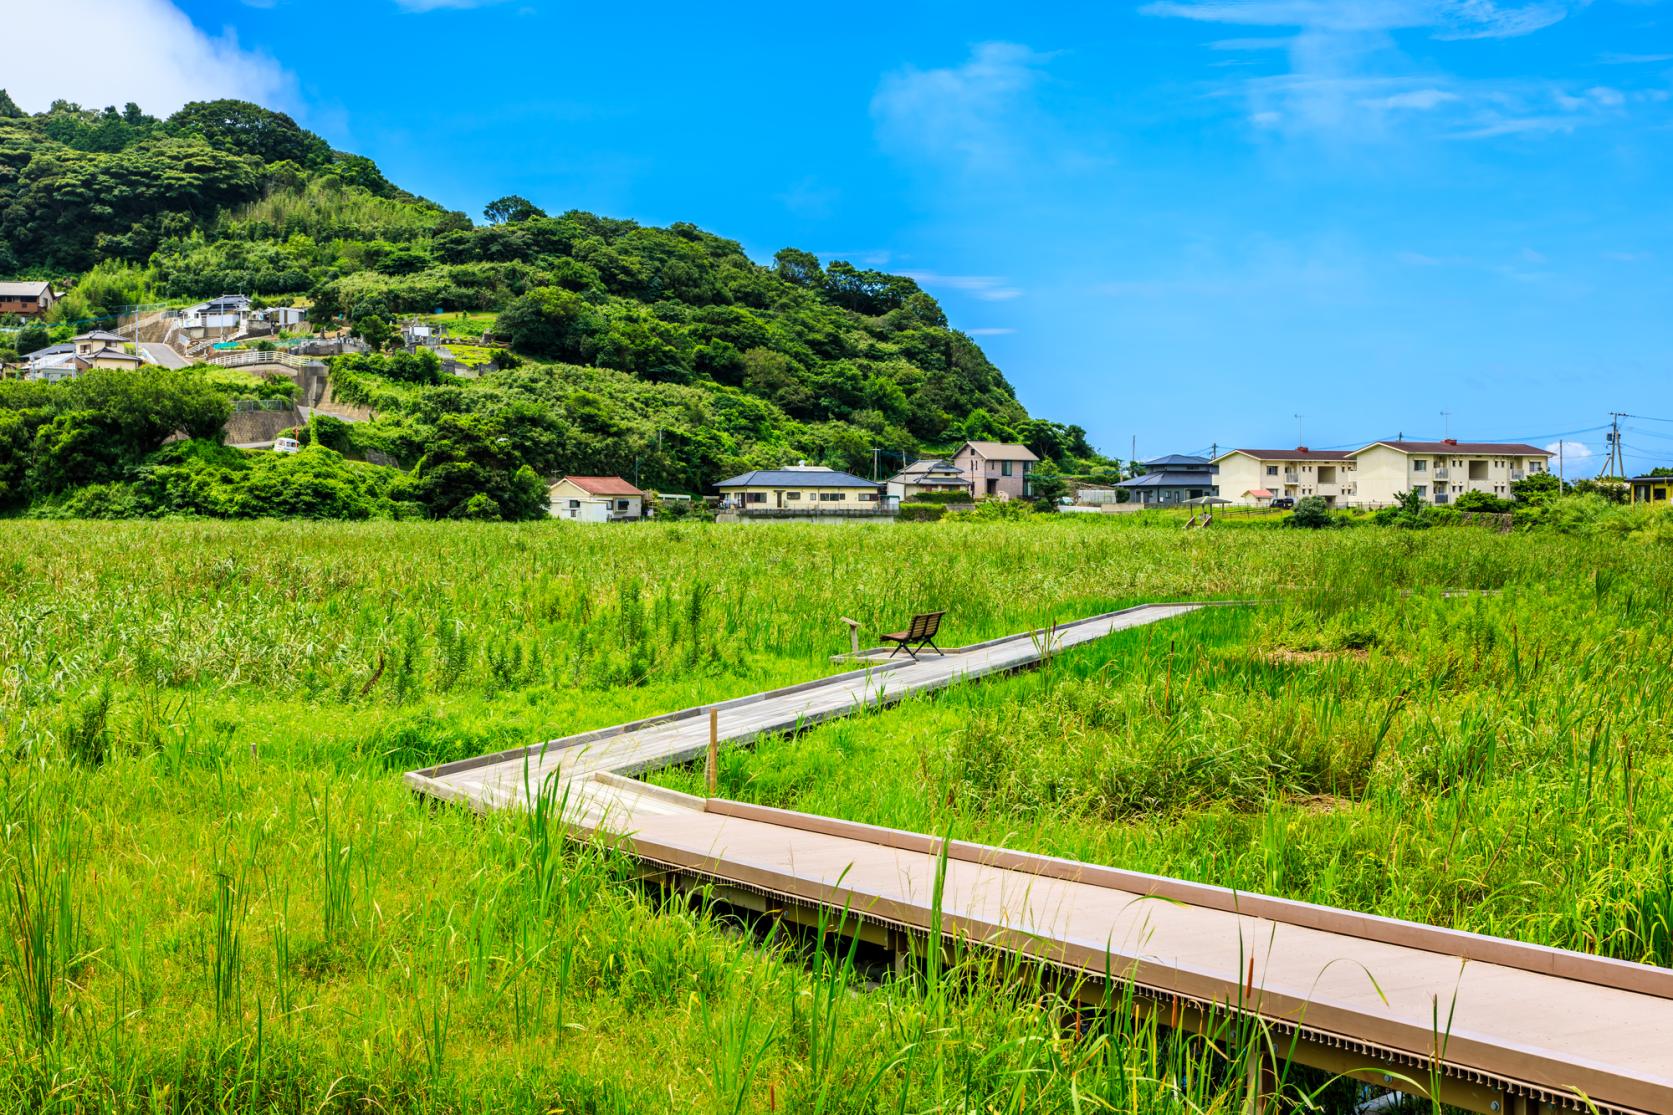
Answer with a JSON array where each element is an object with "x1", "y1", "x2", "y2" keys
[
  {"x1": 1282, "y1": 471, "x2": 1299, "y2": 483},
  {"x1": 1433, "y1": 493, "x2": 1449, "y2": 505},
  {"x1": 1433, "y1": 468, "x2": 1449, "y2": 480},
  {"x1": 1510, "y1": 470, "x2": 1525, "y2": 481}
]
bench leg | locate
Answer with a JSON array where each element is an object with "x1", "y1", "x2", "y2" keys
[{"x1": 924, "y1": 638, "x2": 944, "y2": 657}]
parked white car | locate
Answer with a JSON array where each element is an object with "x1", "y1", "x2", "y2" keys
[{"x1": 273, "y1": 437, "x2": 301, "y2": 454}]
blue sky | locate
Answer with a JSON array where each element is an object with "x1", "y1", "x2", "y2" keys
[{"x1": 16, "y1": 1, "x2": 1673, "y2": 471}]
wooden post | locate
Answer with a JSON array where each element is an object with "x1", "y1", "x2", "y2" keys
[
  {"x1": 706, "y1": 708, "x2": 719, "y2": 796},
  {"x1": 840, "y1": 616, "x2": 861, "y2": 659}
]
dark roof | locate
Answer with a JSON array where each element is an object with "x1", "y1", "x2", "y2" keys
[
  {"x1": 1362, "y1": 439, "x2": 1550, "y2": 456},
  {"x1": 1219, "y1": 448, "x2": 1354, "y2": 462},
  {"x1": 1146, "y1": 453, "x2": 1210, "y2": 467},
  {"x1": 558, "y1": 475, "x2": 645, "y2": 497},
  {"x1": 1117, "y1": 471, "x2": 1216, "y2": 488},
  {"x1": 716, "y1": 469, "x2": 879, "y2": 489},
  {"x1": 23, "y1": 342, "x2": 74, "y2": 360}
]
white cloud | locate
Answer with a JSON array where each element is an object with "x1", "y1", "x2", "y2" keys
[
  {"x1": 1148, "y1": 0, "x2": 1638, "y2": 143},
  {"x1": 871, "y1": 42, "x2": 1052, "y2": 168},
  {"x1": 1546, "y1": 439, "x2": 1592, "y2": 477},
  {"x1": 965, "y1": 327, "x2": 1018, "y2": 336},
  {"x1": 3, "y1": 0, "x2": 292, "y2": 116},
  {"x1": 1364, "y1": 88, "x2": 1460, "y2": 110},
  {"x1": 901, "y1": 272, "x2": 1024, "y2": 300},
  {"x1": 1598, "y1": 52, "x2": 1673, "y2": 65},
  {"x1": 394, "y1": 0, "x2": 510, "y2": 9},
  {"x1": 1141, "y1": 1, "x2": 1580, "y2": 39}
]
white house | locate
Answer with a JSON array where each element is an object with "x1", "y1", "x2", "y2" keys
[
  {"x1": 715, "y1": 464, "x2": 886, "y2": 517},
  {"x1": 548, "y1": 476, "x2": 645, "y2": 522},
  {"x1": 1213, "y1": 448, "x2": 1356, "y2": 507}
]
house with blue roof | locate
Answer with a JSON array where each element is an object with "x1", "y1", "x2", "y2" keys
[{"x1": 715, "y1": 464, "x2": 887, "y2": 518}]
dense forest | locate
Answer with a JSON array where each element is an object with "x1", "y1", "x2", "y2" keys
[{"x1": 0, "y1": 94, "x2": 1106, "y2": 519}]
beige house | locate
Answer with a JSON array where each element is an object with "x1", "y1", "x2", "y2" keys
[
  {"x1": 1353, "y1": 440, "x2": 1549, "y2": 505},
  {"x1": 548, "y1": 476, "x2": 644, "y2": 522},
  {"x1": 1213, "y1": 448, "x2": 1356, "y2": 506},
  {"x1": 886, "y1": 459, "x2": 972, "y2": 503},
  {"x1": 715, "y1": 465, "x2": 885, "y2": 517},
  {"x1": 952, "y1": 441, "x2": 1038, "y2": 500},
  {"x1": 1214, "y1": 439, "x2": 1552, "y2": 507}
]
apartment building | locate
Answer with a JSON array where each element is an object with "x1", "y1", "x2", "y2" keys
[
  {"x1": 1213, "y1": 448, "x2": 1357, "y2": 506},
  {"x1": 1213, "y1": 439, "x2": 1551, "y2": 507},
  {"x1": 1354, "y1": 440, "x2": 1549, "y2": 505}
]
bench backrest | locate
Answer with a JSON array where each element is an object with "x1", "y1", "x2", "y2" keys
[{"x1": 908, "y1": 611, "x2": 944, "y2": 639}]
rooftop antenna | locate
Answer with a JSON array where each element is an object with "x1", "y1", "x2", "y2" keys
[
  {"x1": 1293, "y1": 413, "x2": 1303, "y2": 445},
  {"x1": 1440, "y1": 410, "x2": 1451, "y2": 439}
]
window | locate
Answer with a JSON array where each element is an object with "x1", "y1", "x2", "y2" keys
[
  {"x1": 858, "y1": 492, "x2": 878, "y2": 502},
  {"x1": 567, "y1": 499, "x2": 580, "y2": 509},
  {"x1": 745, "y1": 492, "x2": 766, "y2": 504},
  {"x1": 1001, "y1": 461, "x2": 1013, "y2": 476},
  {"x1": 1265, "y1": 465, "x2": 1278, "y2": 477},
  {"x1": 1412, "y1": 460, "x2": 1426, "y2": 472},
  {"x1": 1413, "y1": 484, "x2": 1427, "y2": 497},
  {"x1": 785, "y1": 491, "x2": 802, "y2": 500},
  {"x1": 819, "y1": 492, "x2": 843, "y2": 502},
  {"x1": 615, "y1": 499, "x2": 630, "y2": 511}
]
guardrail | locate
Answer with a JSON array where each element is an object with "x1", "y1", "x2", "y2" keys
[{"x1": 206, "y1": 350, "x2": 314, "y2": 370}]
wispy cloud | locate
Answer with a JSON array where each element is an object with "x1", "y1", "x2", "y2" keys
[
  {"x1": 777, "y1": 177, "x2": 839, "y2": 219},
  {"x1": 872, "y1": 42, "x2": 1053, "y2": 168},
  {"x1": 1145, "y1": 0, "x2": 1652, "y2": 142},
  {"x1": 4, "y1": 0, "x2": 292, "y2": 115},
  {"x1": 1598, "y1": 52, "x2": 1673, "y2": 65},
  {"x1": 394, "y1": 0, "x2": 509, "y2": 9},
  {"x1": 965, "y1": 327, "x2": 1019, "y2": 336},
  {"x1": 901, "y1": 272, "x2": 1024, "y2": 300},
  {"x1": 1142, "y1": 1, "x2": 1582, "y2": 39}
]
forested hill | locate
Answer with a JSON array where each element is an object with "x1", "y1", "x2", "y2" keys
[{"x1": 0, "y1": 95, "x2": 1105, "y2": 518}]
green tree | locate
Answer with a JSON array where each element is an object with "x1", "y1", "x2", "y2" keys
[
  {"x1": 0, "y1": 89, "x2": 24, "y2": 118},
  {"x1": 773, "y1": 247, "x2": 824, "y2": 288},
  {"x1": 15, "y1": 323, "x2": 50, "y2": 355},
  {"x1": 353, "y1": 314, "x2": 395, "y2": 353},
  {"x1": 1511, "y1": 469, "x2": 1562, "y2": 501},
  {"x1": 1027, "y1": 460, "x2": 1070, "y2": 511},
  {"x1": 1289, "y1": 496, "x2": 1334, "y2": 528},
  {"x1": 483, "y1": 195, "x2": 546, "y2": 225},
  {"x1": 167, "y1": 100, "x2": 331, "y2": 166}
]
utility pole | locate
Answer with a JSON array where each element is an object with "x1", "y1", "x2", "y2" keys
[
  {"x1": 1600, "y1": 412, "x2": 1627, "y2": 479},
  {"x1": 1210, "y1": 442, "x2": 1218, "y2": 459}
]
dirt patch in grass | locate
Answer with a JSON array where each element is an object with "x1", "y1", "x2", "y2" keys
[
  {"x1": 1262, "y1": 647, "x2": 1370, "y2": 665},
  {"x1": 1288, "y1": 792, "x2": 1356, "y2": 814}
]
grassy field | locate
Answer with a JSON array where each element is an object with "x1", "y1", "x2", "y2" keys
[{"x1": 1, "y1": 519, "x2": 1669, "y2": 1112}]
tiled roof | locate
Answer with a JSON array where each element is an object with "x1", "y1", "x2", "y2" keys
[
  {"x1": 558, "y1": 475, "x2": 645, "y2": 497},
  {"x1": 1362, "y1": 440, "x2": 1550, "y2": 456},
  {"x1": 0, "y1": 281, "x2": 51, "y2": 298},
  {"x1": 956, "y1": 441, "x2": 1039, "y2": 462},
  {"x1": 716, "y1": 469, "x2": 878, "y2": 489},
  {"x1": 1219, "y1": 448, "x2": 1354, "y2": 462}
]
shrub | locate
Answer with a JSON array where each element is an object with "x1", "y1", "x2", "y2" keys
[
  {"x1": 1288, "y1": 496, "x2": 1335, "y2": 529},
  {"x1": 1454, "y1": 489, "x2": 1511, "y2": 513},
  {"x1": 946, "y1": 499, "x2": 1034, "y2": 522},
  {"x1": 904, "y1": 490, "x2": 973, "y2": 506},
  {"x1": 897, "y1": 502, "x2": 946, "y2": 522}
]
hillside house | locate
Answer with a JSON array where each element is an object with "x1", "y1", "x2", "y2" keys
[
  {"x1": 952, "y1": 441, "x2": 1038, "y2": 500},
  {"x1": 548, "y1": 476, "x2": 645, "y2": 522},
  {"x1": 1115, "y1": 454, "x2": 1219, "y2": 506},
  {"x1": 179, "y1": 294, "x2": 252, "y2": 339},
  {"x1": 886, "y1": 459, "x2": 972, "y2": 502},
  {"x1": 0, "y1": 281, "x2": 56, "y2": 317},
  {"x1": 716, "y1": 464, "x2": 885, "y2": 517},
  {"x1": 22, "y1": 331, "x2": 146, "y2": 381}
]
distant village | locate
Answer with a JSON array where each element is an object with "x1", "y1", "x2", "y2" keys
[{"x1": 4, "y1": 284, "x2": 1668, "y2": 521}]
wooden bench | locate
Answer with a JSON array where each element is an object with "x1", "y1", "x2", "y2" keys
[{"x1": 880, "y1": 611, "x2": 946, "y2": 660}]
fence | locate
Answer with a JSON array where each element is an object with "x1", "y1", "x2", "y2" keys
[{"x1": 207, "y1": 350, "x2": 314, "y2": 371}]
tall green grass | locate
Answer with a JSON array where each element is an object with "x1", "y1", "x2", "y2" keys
[{"x1": 0, "y1": 518, "x2": 1666, "y2": 1110}]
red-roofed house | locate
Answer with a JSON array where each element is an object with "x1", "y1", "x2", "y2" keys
[{"x1": 548, "y1": 476, "x2": 645, "y2": 522}]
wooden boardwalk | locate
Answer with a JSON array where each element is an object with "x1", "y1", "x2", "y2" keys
[{"x1": 407, "y1": 604, "x2": 1673, "y2": 1115}]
